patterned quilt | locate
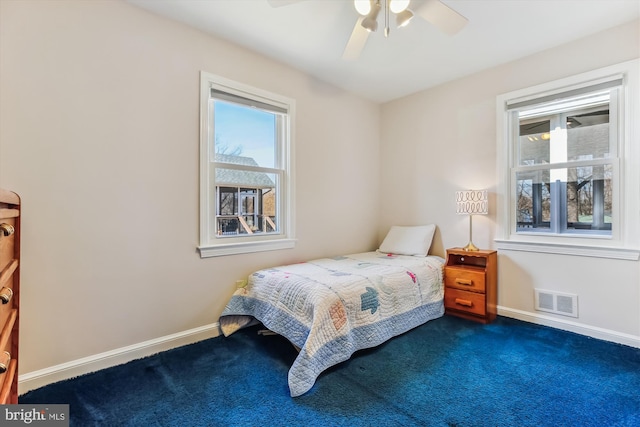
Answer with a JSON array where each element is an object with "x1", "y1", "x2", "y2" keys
[{"x1": 219, "y1": 251, "x2": 445, "y2": 397}]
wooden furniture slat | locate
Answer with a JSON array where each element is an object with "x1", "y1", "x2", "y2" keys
[
  {"x1": 0, "y1": 310, "x2": 17, "y2": 354},
  {"x1": 0, "y1": 359, "x2": 17, "y2": 404},
  {"x1": 0, "y1": 190, "x2": 20, "y2": 206},
  {"x1": 0, "y1": 209, "x2": 19, "y2": 219},
  {"x1": 0, "y1": 260, "x2": 18, "y2": 289}
]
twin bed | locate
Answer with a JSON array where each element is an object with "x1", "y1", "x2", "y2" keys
[{"x1": 219, "y1": 225, "x2": 445, "y2": 397}]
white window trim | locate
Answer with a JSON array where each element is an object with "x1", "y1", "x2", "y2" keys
[
  {"x1": 198, "y1": 71, "x2": 296, "y2": 257},
  {"x1": 495, "y1": 59, "x2": 640, "y2": 261}
]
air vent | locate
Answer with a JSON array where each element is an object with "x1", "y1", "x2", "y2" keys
[{"x1": 534, "y1": 289, "x2": 578, "y2": 318}]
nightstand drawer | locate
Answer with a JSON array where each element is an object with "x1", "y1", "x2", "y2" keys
[
  {"x1": 444, "y1": 288, "x2": 486, "y2": 316},
  {"x1": 444, "y1": 267, "x2": 485, "y2": 293}
]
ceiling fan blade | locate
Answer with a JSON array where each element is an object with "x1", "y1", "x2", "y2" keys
[
  {"x1": 415, "y1": 0, "x2": 468, "y2": 36},
  {"x1": 266, "y1": 0, "x2": 306, "y2": 7},
  {"x1": 342, "y1": 17, "x2": 370, "y2": 61}
]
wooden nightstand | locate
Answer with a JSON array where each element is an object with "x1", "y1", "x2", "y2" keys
[{"x1": 444, "y1": 248, "x2": 497, "y2": 324}]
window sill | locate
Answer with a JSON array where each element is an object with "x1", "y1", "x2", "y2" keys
[
  {"x1": 198, "y1": 238, "x2": 296, "y2": 258},
  {"x1": 494, "y1": 239, "x2": 639, "y2": 261}
]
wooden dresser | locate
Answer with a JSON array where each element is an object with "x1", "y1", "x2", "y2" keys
[
  {"x1": 444, "y1": 248, "x2": 497, "y2": 324},
  {"x1": 0, "y1": 189, "x2": 20, "y2": 403}
]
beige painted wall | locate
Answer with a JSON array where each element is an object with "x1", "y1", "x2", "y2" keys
[
  {"x1": 380, "y1": 20, "x2": 640, "y2": 341},
  {"x1": 0, "y1": 1, "x2": 381, "y2": 374}
]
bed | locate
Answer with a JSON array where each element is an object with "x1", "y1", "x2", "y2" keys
[{"x1": 219, "y1": 225, "x2": 444, "y2": 397}]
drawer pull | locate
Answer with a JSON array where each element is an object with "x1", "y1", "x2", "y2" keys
[
  {"x1": 0, "y1": 287, "x2": 12, "y2": 304},
  {"x1": 0, "y1": 351, "x2": 9, "y2": 373},
  {"x1": 455, "y1": 298, "x2": 473, "y2": 307},
  {"x1": 0, "y1": 224, "x2": 14, "y2": 237},
  {"x1": 455, "y1": 278, "x2": 473, "y2": 286}
]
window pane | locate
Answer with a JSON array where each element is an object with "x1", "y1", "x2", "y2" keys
[
  {"x1": 566, "y1": 164, "x2": 612, "y2": 231},
  {"x1": 516, "y1": 165, "x2": 612, "y2": 233},
  {"x1": 517, "y1": 92, "x2": 610, "y2": 167},
  {"x1": 214, "y1": 170, "x2": 278, "y2": 237},
  {"x1": 516, "y1": 171, "x2": 551, "y2": 230},
  {"x1": 518, "y1": 119, "x2": 551, "y2": 166},
  {"x1": 212, "y1": 100, "x2": 276, "y2": 168},
  {"x1": 566, "y1": 109, "x2": 610, "y2": 162}
]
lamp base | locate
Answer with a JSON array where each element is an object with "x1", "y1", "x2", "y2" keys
[{"x1": 462, "y1": 241, "x2": 480, "y2": 251}]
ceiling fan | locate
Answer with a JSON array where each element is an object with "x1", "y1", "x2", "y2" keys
[{"x1": 267, "y1": 0, "x2": 468, "y2": 60}]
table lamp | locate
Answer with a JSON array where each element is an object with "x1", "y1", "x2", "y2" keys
[{"x1": 456, "y1": 189, "x2": 488, "y2": 251}]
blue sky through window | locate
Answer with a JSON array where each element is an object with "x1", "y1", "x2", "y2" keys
[{"x1": 214, "y1": 101, "x2": 276, "y2": 168}]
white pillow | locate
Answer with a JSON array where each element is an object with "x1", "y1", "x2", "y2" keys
[{"x1": 378, "y1": 225, "x2": 436, "y2": 257}]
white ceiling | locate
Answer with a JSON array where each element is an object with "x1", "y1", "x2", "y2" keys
[{"x1": 127, "y1": 0, "x2": 640, "y2": 103}]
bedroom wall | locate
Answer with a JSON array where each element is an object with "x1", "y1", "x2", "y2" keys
[
  {"x1": 0, "y1": 0, "x2": 381, "y2": 382},
  {"x1": 380, "y1": 19, "x2": 640, "y2": 346}
]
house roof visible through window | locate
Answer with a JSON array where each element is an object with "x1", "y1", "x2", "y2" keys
[{"x1": 215, "y1": 153, "x2": 275, "y2": 188}]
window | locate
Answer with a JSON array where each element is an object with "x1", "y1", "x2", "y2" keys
[
  {"x1": 496, "y1": 60, "x2": 639, "y2": 260},
  {"x1": 515, "y1": 88, "x2": 615, "y2": 235},
  {"x1": 199, "y1": 72, "x2": 295, "y2": 257}
]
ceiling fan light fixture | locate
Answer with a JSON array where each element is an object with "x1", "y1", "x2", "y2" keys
[
  {"x1": 362, "y1": 16, "x2": 378, "y2": 32},
  {"x1": 354, "y1": 0, "x2": 371, "y2": 16},
  {"x1": 361, "y1": 1, "x2": 381, "y2": 32},
  {"x1": 396, "y1": 9, "x2": 414, "y2": 28},
  {"x1": 389, "y1": 0, "x2": 410, "y2": 14}
]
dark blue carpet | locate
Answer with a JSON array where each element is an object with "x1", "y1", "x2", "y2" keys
[{"x1": 20, "y1": 316, "x2": 640, "y2": 426}]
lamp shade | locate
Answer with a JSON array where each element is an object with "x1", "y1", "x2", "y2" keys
[{"x1": 456, "y1": 190, "x2": 488, "y2": 215}]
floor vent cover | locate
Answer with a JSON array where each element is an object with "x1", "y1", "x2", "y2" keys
[{"x1": 534, "y1": 289, "x2": 578, "y2": 318}]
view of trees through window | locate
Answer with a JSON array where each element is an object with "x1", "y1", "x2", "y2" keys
[{"x1": 514, "y1": 91, "x2": 613, "y2": 234}]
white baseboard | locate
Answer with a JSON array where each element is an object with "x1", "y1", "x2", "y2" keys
[
  {"x1": 18, "y1": 322, "x2": 221, "y2": 395},
  {"x1": 19, "y1": 311, "x2": 640, "y2": 395},
  {"x1": 498, "y1": 306, "x2": 640, "y2": 348}
]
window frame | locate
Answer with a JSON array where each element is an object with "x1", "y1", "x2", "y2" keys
[
  {"x1": 495, "y1": 60, "x2": 640, "y2": 260},
  {"x1": 198, "y1": 71, "x2": 296, "y2": 257},
  {"x1": 514, "y1": 98, "x2": 615, "y2": 236}
]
